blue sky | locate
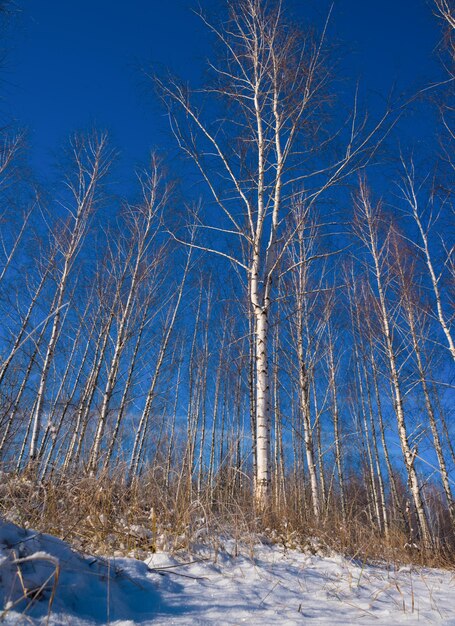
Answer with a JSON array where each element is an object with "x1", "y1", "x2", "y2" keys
[{"x1": 5, "y1": 0, "x2": 443, "y2": 178}]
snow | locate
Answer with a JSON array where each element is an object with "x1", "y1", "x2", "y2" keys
[{"x1": 1, "y1": 519, "x2": 455, "y2": 624}]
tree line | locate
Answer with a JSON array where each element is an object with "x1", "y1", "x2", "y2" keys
[{"x1": 0, "y1": 0, "x2": 453, "y2": 552}]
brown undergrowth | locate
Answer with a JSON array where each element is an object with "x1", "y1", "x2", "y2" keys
[{"x1": 0, "y1": 465, "x2": 454, "y2": 569}]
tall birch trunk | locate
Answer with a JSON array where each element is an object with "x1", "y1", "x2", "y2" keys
[
  {"x1": 327, "y1": 325, "x2": 346, "y2": 525},
  {"x1": 401, "y1": 165, "x2": 455, "y2": 362},
  {"x1": 356, "y1": 183, "x2": 432, "y2": 547},
  {"x1": 29, "y1": 134, "x2": 108, "y2": 461}
]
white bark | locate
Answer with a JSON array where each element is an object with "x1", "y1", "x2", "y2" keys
[
  {"x1": 401, "y1": 163, "x2": 455, "y2": 362},
  {"x1": 327, "y1": 325, "x2": 346, "y2": 526},
  {"x1": 29, "y1": 134, "x2": 109, "y2": 461},
  {"x1": 160, "y1": 0, "x2": 388, "y2": 512},
  {"x1": 356, "y1": 182, "x2": 432, "y2": 547},
  {"x1": 128, "y1": 246, "x2": 191, "y2": 479},
  {"x1": 89, "y1": 164, "x2": 164, "y2": 472},
  {"x1": 254, "y1": 303, "x2": 271, "y2": 508}
]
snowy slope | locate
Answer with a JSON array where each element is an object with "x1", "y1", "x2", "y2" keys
[{"x1": 1, "y1": 519, "x2": 454, "y2": 625}]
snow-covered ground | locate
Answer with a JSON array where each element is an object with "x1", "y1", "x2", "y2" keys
[{"x1": 1, "y1": 519, "x2": 455, "y2": 625}]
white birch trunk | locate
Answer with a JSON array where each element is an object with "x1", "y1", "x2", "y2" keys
[
  {"x1": 29, "y1": 135, "x2": 107, "y2": 461},
  {"x1": 357, "y1": 184, "x2": 432, "y2": 546},
  {"x1": 128, "y1": 249, "x2": 191, "y2": 478},
  {"x1": 254, "y1": 303, "x2": 271, "y2": 509},
  {"x1": 412, "y1": 204, "x2": 455, "y2": 362}
]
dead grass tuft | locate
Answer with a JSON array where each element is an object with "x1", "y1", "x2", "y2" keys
[{"x1": 1, "y1": 465, "x2": 454, "y2": 569}]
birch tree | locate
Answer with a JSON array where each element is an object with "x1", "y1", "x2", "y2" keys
[
  {"x1": 398, "y1": 160, "x2": 455, "y2": 363},
  {"x1": 88, "y1": 158, "x2": 167, "y2": 472},
  {"x1": 391, "y1": 231, "x2": 455, "y2": 529},
  {"x1": 354, "y1": 180, "x2": 432, "y2": 547},
  {"x1": 157, "y1": 0, "x2": 389, "y2": 510},
  {"x1": 28, "y1": 133, "x2": 111, "y2": 462}
]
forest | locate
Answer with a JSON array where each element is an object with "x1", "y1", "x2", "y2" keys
[{"x1": 0, "y1": 0, "x2": 454, "y2": 568}]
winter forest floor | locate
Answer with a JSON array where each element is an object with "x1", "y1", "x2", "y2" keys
[{"x1": 1, "y1": 516, "x2": 455, "y2": 625}]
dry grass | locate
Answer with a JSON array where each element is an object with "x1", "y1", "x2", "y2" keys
[{"x1": 0, "y1": 465, "x2": 454, "y2": 569}]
